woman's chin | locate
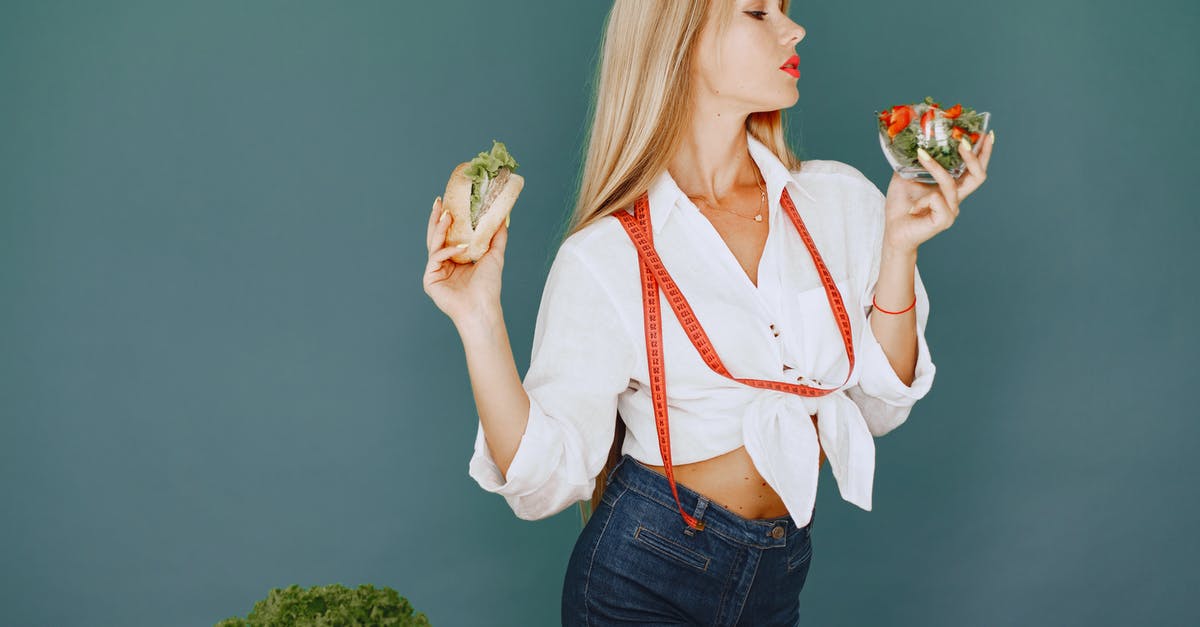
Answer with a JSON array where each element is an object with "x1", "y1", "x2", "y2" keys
[{"x1": 772, "y1": 88, "x2": 800, "y2": 109}]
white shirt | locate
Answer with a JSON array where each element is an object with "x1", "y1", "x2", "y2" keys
[{"x1": 469, "y1": 129, "x2": 936, "y2": 525}]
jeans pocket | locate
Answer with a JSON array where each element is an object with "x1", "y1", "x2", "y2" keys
[
  {"x1": 786, "y1": 533, "x2": 813, "y2": 572},
  {"x1": 632, "y1": 524, "x2": 711, "y2": 572}
]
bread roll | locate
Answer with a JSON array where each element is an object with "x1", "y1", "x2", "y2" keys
[{"x1": 441, "y1": 162, "x2": 524, "y2": 264}]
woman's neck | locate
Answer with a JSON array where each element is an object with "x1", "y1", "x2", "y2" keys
[{"x1": 668, "y1": 116, "x2": 759, "y2": 204}]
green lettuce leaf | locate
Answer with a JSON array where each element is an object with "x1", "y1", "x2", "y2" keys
[{"x1": 463, "y1": 139, "x2": 519, "y2": 228}]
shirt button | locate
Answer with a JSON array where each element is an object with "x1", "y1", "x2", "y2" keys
[{"x1": 770, "y1": 525, "x2": 786, "y2": 539}]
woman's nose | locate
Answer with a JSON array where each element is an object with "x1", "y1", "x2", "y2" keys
[{"x1": 784, "y1": 23, "x2": 805, "y2": 45}]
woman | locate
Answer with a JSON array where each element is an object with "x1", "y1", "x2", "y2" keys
[{"x1": 424, "y1": 1, "x2": 993, "y2": 624}]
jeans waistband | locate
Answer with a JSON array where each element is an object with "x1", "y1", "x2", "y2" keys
[{"x1": 608, "y1": 453, "x2": 814, "y2": 549}]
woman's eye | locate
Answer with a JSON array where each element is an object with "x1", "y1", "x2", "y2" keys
[{"x1": 745, "y1": 10, "x2": 768, "y2": 20}]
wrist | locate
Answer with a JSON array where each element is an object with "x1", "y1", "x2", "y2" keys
[
  {"x1": 881, "y1": 239, "x2": 918, "y2": 263},
  {"x1": 454, "y1": 300, "x2": 505, "y2": 345}
]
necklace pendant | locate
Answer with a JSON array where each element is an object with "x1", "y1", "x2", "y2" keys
[{"x1": 754, "y1": 214, "x2": 763, "y2": 222}]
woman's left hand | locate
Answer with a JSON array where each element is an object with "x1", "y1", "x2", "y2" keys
[{"x1": 881, "y1": 130, "x2": 994, "y2": 254}]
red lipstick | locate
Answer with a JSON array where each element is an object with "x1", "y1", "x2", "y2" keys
[{"x1": 780, "y1": 54, "x2": 800, "y2": 78}]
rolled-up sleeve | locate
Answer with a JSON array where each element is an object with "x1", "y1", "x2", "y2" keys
[
  {"x1": 468, "y1": 243, "x2": 635, "y2": 520},
  {"x1": 845, "y1": 182, "x2": 936, "y2": 437}
]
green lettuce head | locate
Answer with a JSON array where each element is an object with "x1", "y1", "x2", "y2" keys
[{"x1": 462, "y1": 139, "x2": 519, "y2": 228}]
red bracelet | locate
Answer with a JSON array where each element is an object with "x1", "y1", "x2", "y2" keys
[{"x1": 872, "y1": 294, "x2": 916, "y2": 315}]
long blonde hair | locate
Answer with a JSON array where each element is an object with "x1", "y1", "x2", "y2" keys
[{"x1": 570, "y1": 0, "x2": 803, "y2": 529}]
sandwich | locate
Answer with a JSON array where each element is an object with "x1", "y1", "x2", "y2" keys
[{"x1": 441, "y1": 139, "x2": 524, "y2": 264}]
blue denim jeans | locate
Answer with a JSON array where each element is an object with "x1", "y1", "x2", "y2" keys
[{"x1": 562, "y1": 453, "x2": 816, "y2": 626}]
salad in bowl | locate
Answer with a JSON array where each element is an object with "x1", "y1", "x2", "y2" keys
[{"x1": 876, "y1": 96, "x2": 991, "y2": 184}]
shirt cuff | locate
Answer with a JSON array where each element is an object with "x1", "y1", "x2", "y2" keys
[
  {"x1": 854, "y1": 309, "x2": 936, "y2": 406},
  {"x1": 467, "y1": 394, "x2": 564, "y2": 498}
]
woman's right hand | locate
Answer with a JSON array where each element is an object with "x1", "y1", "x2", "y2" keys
[{"x1": 422, "y1": 196, "x2": 509, "y2": 326}]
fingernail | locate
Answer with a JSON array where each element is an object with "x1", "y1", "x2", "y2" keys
[
  {"x1": 989, "y1": 129, "x2": 995, "y2": 144},
  {"x1": 440, "y1": 209, "x2": 449, "y2": 221},
  {"x1": 456, "y1": 243, "x2": 468, "y2": 248},
  {"x1": 917, "y1": 147, "x2": 930, "y2": 161},
  {"x1": 961, "y1": 137, "x2": 971, "y2": 151},
  {"x1": 505, "y1": 214, "x2": 511, "y2": 227}
]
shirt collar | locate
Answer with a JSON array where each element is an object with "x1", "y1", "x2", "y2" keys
[{"x1": 645, "y1": 129, "x2": 817, "y2": 236}]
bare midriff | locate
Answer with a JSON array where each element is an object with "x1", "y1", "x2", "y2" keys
[{"x1": 640, "y1": 444, "x2": 799, "y2": 521}]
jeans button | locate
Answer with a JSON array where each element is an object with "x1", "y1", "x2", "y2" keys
[{"x1": 770, "y1": 525, "x2": 785, "y2": 539}]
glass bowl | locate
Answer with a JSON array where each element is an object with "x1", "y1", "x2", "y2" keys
[{"x1": 875, "y1": 98, "x2": 991, "y2": 184}]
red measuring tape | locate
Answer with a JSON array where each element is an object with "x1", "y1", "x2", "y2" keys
[{"x1": 613, "y1": 185, "x2": 856, "y2": 531}]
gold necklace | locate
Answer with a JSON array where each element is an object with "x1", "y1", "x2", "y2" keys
[{"x1": 686, "y1": 168, "x2": 768, "y2": 223}]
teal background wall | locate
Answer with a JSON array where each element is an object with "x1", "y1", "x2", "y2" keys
[{"x1": 2, "y1": 1, "x2": 1196, "y2": 625}]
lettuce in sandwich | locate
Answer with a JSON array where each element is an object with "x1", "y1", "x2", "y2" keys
[{"x1": 462, "y1": 140, "x2": 519, "y2": 229}]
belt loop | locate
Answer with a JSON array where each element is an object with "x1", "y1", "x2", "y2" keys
[
  {"x1": 607, "y1": 454, "x2": 628, "y2": 484},
  {"x1": 684, "y1": 495, "x2": 710, "y2": 536}
]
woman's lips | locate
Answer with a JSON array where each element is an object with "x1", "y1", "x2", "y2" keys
[{"x1": 779, "y1": 54, "x2": 800, "y2": 78}]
